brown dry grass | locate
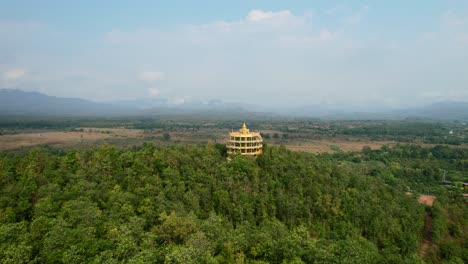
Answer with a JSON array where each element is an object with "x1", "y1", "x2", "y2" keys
[
  {"x1": 0, "y1": 132, "x2": 106, "y2": 150},
  {"x1": 81, "y1": 128, "x2": 146, "y2": 137},
  {"x1": 1, "y1": 127, "x2": 466, "y2": 153},
  {"x1": 0, "y1": 128, "x2": 147, "y2": 151},
  {"x1": 279, "y1": 139, "x2": 396, "y2": 153}
]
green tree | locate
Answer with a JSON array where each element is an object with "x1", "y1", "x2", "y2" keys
[{"x1": 163, "y1": 133, "x2": 171, "y2": 141}]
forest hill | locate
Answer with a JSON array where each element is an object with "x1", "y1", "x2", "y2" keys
[{"x1": 0, "y1": 143, "x2": 466, "y2": 263}]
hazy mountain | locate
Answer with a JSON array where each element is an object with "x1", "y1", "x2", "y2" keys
[
  {"x1": 113, "y1": 97, "x2": 250, "y2": 112},
  {"x1": 112, "y1": 98, "x2": 170, "y2": 109},
  {"x1": 0, "y1": 89, "x2": 137, "y2": 116},
  {"x1": 1, "y1": 89, "x2": 467, "y2": 120},
  {"x1": 396, "y1": 101, "x2": 468, "y2": 120},
  {"x1": 282, "y1": 101, "x2": 468, "y2": 120},
  {"x1": 280, "y1": 103, "x2": 394, "y2": 119},
  {"x1": 0, "y1": 89, "x2": 272, "y2": 118}
]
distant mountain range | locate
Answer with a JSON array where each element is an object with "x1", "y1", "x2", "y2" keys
[
  {"x1": 395, "y1": 101, "x2": 468, "y2": 121},
  {"x1": 284, "y1": 101, "x2": 468, "y2": 120},
  {"x1": 0, "y1": 89, "x2": 261, "y2": 118},
  {"x1": 0, "y1": 89, "x2": 136, "y2": 116},
  {"x1": 1, "y1": 89, "x2": 467, "y2": 120}
]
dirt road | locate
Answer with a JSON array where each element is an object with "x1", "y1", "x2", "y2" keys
[{"x1": 418, "y1": 210, "x2": 433, "y2": 258}]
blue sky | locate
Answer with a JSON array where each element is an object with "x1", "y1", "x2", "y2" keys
[{"x1": 1, "y1": 1, "x2": 468, "y2": 108}]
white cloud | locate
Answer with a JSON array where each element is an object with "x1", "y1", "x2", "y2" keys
[
  {"x1": 2, "y1": 68, "x2": 26, "y2": 80},
  {"x1": 147, "y1": 87, "x2": 160, "y2": 96},
  {"x1": 324, "y1": 5, "x2": 347, "y2": 16},
  {"x1": 439, "y1": 11, "x2": 468, "y2": 45},
  {"x1": 343, "y1": 5, "x2": 370, "y2": 25},
  {"x1": 187, "y1": 9, "x2": 307, "y2": 36},
  {"x1": 138, "y1": 71, "x2": 164, "y2": 83},
  {"x1": 171, "y1": 97, "x2": 185, "y2": 105},
  {"x1": 441, "y1": 10, "x2": 468, "y2": 28},
  {"x1": 319, "y1": 30, "x2": 335, "y2": 41},
  {"x1": 246, "y1": 10, "x2": 292, "y2": 22}
]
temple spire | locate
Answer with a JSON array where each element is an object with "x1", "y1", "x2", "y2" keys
[{"x1": 240, "y1": 123, "x2": 249, "y2": 133}]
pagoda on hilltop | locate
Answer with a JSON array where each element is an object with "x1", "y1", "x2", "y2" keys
[{"x1": 227, "y1": 123, "x2": 263, "y2": 156}]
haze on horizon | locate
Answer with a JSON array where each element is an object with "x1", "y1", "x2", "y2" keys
[{"x1": 1, "y1": 1, "x2": 468, "y2": 109}]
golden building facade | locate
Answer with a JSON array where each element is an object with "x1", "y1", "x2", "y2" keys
[{"x1": 227, "y1": 123, "x2": 263, "y2": 155}]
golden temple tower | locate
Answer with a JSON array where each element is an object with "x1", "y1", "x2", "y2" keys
[{"x1": 227, "y1": 123, "x2": 263, "y2": 156}]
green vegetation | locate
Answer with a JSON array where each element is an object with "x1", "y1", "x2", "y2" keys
[
  {"x1": 333, "y1": 145, "x2": 467, "y2": 194},
  {"x1": 0, "y1": 143, "x2": 466, "y2": 263},
  {"x1": 163, "y1": 133, "x2": 171, "y2": 141},
  {"x1": 1, "y1": 116, "x2": 466, "y2": 145}
]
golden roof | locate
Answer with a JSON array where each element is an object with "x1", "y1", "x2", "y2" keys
[{"x1": 229, "y1": 123, "x2": 261, "y2": 137}]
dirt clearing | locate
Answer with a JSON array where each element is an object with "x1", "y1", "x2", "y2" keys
[{"x1": 418, "y1": 195, "x2": 436, "y2": 206}]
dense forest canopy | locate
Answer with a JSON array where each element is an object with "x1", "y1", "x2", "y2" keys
[{"x1": 0, "y1": 143, "x2": 466, "y2": 263}]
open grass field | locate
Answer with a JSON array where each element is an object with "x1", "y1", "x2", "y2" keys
[
  {"x1": 0, "y1": 128, "x2": 145, "y2": 151},
  {"x1": 277, "y1": 139, "x2": 396, "y2": 153},
  {"x1": 1, "y1": 127, "x2": 466, "y2": 153}
]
